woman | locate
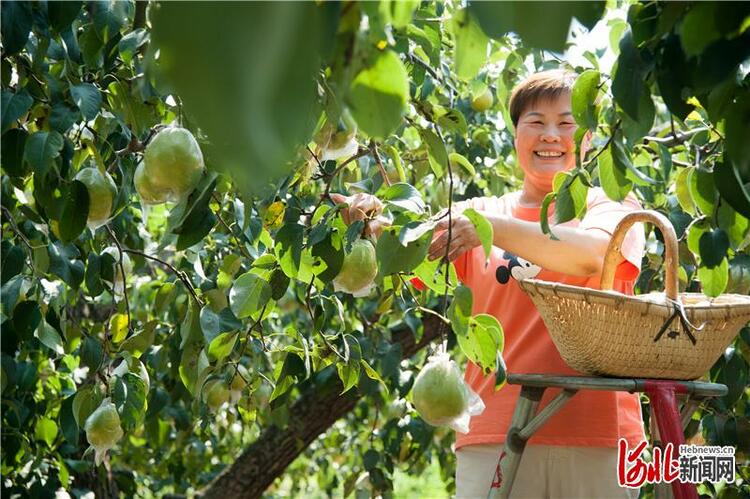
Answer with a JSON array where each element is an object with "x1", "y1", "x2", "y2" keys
[{"x1": 332, "y1": 70, "x2": 645, "y2": 498}]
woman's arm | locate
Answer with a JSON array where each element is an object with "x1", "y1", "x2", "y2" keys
[
  {"x1": 428, "y1": 212, "x2": 623, "y2": 277},
  {"x1": 486, "y1": 213, "x2": 620, "y2": 277}
]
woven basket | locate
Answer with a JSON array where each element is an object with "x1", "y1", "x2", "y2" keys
[{"x1": 519, "y1": 210, "x2": 750, "y2": 380}]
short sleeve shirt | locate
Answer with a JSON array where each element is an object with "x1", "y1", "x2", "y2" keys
[{"x1": 451, "y1": 187, "x2": 647, "y2": 450}]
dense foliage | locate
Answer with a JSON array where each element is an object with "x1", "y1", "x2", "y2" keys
[{"x1": 1, "y1": 1, "x2": 749, "y2": 497}]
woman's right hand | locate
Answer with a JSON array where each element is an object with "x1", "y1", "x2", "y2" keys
[{"x1": 329, "y1": 192, "x2": 389, "y2": 238}]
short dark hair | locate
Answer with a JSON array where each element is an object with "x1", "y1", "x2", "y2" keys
[{"x1": 509, "y1": 69, "x2": 577, "y2": 127}]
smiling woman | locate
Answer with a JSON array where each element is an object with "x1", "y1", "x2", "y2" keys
[{"x1": 333, "y1": 69, "x2": 647, "y2": 498}]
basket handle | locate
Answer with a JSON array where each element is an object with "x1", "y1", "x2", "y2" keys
[{"x1": 600, "y1": 210, "x2": 679, "y2": 301}]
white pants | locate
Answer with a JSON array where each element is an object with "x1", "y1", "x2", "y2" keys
[{"x1": 455, "y1": 444, "x2": 640, "y2": 499}]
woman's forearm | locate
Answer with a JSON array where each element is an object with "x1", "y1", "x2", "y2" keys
[{"x1": 483, "y1": 212, "x2": 618, "y2": 277}]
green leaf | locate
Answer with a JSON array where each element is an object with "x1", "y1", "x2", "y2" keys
[
  {"x1": 724, "y1": 92, "x2": 750, "y2": 181},
  {"x1": 84, "y1": 253, "x2": 104, "y2": 297},
  {"x1": 24, "y1": 131, "x2": 64, "y2": 176},
  {"x1": 698, "y1": 257, "x2": 728, "y2": 297},
  {"x1": 675, "y1": 167, "x2": 697, "y2": 216},
  {"x1": 1, "y1": 128, "x2": 29, "y2": 177},
  {"x1": 470, "y1": 1, "x2": 604, "y2": 51},
  {"x1": 35, "y1": 320, "x2": 65, "y2": 355},
  {"x1": 199, "y1": 306, "x2": 242, "y2": 344},
  {"x1": 270, "y1": 352, "x2": 306, "y2": 402},
  {"x1": 620, "y1": 88, "x2": 655, "y2": 144},
  {"x1": 419, "y1": 128, "x2": 448, "y2": 178},
  {"x1": 611, "y1": 137, "x2": 657, "y2": 186},
  {"x1": 686, "y1": 220, "x2": 709, "y2": 256},
  {"x1": 229, "y1": 272, "x2": 271, "y2": 319},
  {"x1": 48, "y1": 1, "x2": 82, "y2": 33},
  {"x1": 382, "y1": 183, "x2": 425, "y2": 214},
  {"x1": 274, "y1": 224, "x2": 305, "y2": 279},
  {"x1": 78, "y1": 25, "x2": 104, "y2": 68},
  {"x1": 462, "y1": 208, "x2": 493, "y2": 262},
  {"x1": 571, "y1": 70, "x2": 600, "y2": 130},
  {"x1": 48, "y1": 242, "x2": 85, "y2": 289},
  {"x1": 269, "y1": 267, "x2": 290, "y2": 300},
  {"x1": 207, "y1": 332, "x2": 238, "y2": 363},
  {"x1": 13, "y1": 300, "x2": 41, "y2": 339},
  {"x1": 452, "y1": 9, "x2": 488, "y2": 81},
  {"x1": 688, "y1": 169, "x2": 717, "y2": 216},
  {"x1": 363, "y1": 449, "x2": 379, "y2": 472},
  {"x1": 553, "y1": 172, "x2": 588, "y2": 224},
  {"x1": 109, "y1": 313, "x2": 129, "y2": 343},
  {"x1": 699, "y1": 229, "x2": 729, "y2": 269},
  {"x1": 411, "y1": 257, "x2": 458, "y2": 295},
  {"x1": 336, "y1": 336, "x2": 362, "y2": 394},
  {"x1": 118, "y1": 28, "x2": 149, "y2": 64},
  {"x1": 539, "y1": 193, "x2": 558, "y2": 240},
  {"x1": 178, "y1": 303, "x2": 208, "y2": 394},
  {"x1": 611, "y1": 28, "x2": 647, "y2": 122},
  {"x1": 399, "y1": 219, "x2": 438, "y2": 246},
  {"x1": 437, "y1": 108, "x2": 468, "y2": 136},
  {"x1": 72, "y1": 385, "x2": 103, "y2": 428},
  {"x1": 113, "y1": 372, "x2": 147, "y2": 432},
  {"x1": 0, "y1": 1, "x2": 33, "y2": 55},
  {"x1": 311, "y1": 232, "x2": 344, "y2": 283},
  {"x1": 69, "y1": 84, "x2": 102, "y2": 121},
  {"x1": 449, "y1": 152, "x2": 476, "y2": 177},
  {"x1": 59, "y1": 180, "x2": 90, "y2": 243},
  {"x1": 81, "y1": 336, "x2": 104, "y2": 372},
  {"x1": 173, "y1": 177, "x2": 217, "y2": 251},
  {"x1": 598, "y1": 148, "x2": 632, "y2": 202},
  {"x1": 106, "y1": 81, "x2": 155, "y2": 137},
  {"x1": 347, "y1": 49, "x2": 409, "y2": 138},
  {"x1": 59, "y1": 396, "x2": 79, "y2": 445},
  {"x1": 655, "y1": 35, "x2": 694, "y2": 120},
  {"x1": 447, "y1": 285, "x2": 473, "y2": 337},
  {"x1": 49, "y1": 102, "x2": 80, "y2": 133},
  {"x1": 2, "y1": 245, "x2": 24, "y2": 285},
  {"x1": 91, "y1": 0, "x2": 132, "y2": 39},
  {"x1": 360, "y1": 360, "x2": 389, "y2": 395},
  {"x1": 1, "y1": 89, "x2": 33, "y2": 133},
  {"x1": 714, "y1": 160, "x2": 750, "y2": 219},
  {"x1": 151, "y1": 2, "x2": 335, "y2": 194},
  {"x1": 495, "y1": 353, "x2": 507, "y2": 390},
  {"x1": 35, "y1": 417, "x2": 58, "y2": 447},
  {"x1": 120, "y1": 321, "x2": 157, "y2": 358},
  {"x1": 717, "y1": 201, "x2": 750, "y2": 249},
  {"x1": 376, "y1": 228, "x2": 431, "y2": 276},
  {"x1": 459, "y1": 314, "x2": 504, "y2": 374},
  {"x1": 679, "y1": 3, "x2": 721, "y2": 57}
]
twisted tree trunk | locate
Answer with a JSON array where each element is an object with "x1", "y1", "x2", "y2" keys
[{"x1": 198, "y1": 315, "x2": 444, "y2": 499}]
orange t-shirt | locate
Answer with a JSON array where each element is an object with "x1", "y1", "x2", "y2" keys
[{"x1": 448, "y1": 188, "x2": 647, "y2": 450}]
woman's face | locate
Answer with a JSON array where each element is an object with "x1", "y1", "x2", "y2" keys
[{"x1": 513, "y1": 93, "x2": 579, "y2": 191}]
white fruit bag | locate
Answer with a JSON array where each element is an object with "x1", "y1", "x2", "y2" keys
[{"x1": 411, "y1": 352, "x2": 485, "y2": 433}]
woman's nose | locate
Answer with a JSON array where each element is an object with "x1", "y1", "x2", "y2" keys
[{"x1": 539, "y1": 128, "x2": 561, "y2": 142}]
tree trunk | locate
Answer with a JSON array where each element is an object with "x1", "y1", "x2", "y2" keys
[{"x1": 198, "y1": 315, "x2": 444, "y2": 499}]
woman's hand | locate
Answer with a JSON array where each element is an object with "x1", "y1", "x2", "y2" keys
[
  {"x1": 427, "y1": 211, "x2": 481, "y2": 262},
  {"x1": 329, "y1": 192, "x2": 389, "y2": 238}
]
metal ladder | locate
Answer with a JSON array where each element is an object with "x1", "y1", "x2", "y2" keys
[{"x1": 487, "y1": 373, "x2": 728, "y2": 499}]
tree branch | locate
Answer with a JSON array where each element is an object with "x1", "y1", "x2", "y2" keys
[
  {"x1": 120, "y1": 248, "x2": 204, "y2": 306},
  {"x1": 105, "y1": 225, "x2": 132, "y2": 334}
]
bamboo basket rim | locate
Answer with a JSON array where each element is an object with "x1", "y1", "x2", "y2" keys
[{"x1": 519, "y1": 278, "x2": 750, "y2": 310}]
